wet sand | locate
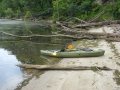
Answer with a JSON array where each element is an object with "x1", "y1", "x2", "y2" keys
[{"x1": 21, "y1": 27, "x2": 120, "y2": 90}]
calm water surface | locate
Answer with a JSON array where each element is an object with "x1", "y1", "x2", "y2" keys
[
  {"x1": 0, "y1": 19, "x2": 67, "y2": 90},
  {"x1": 0, "y1": 48, "x2": 23, "y2": 90}
]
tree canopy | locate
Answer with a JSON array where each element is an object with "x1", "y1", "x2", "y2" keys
[{"x1": 0, "y1": 0, "x2": 120, "y2": 21}]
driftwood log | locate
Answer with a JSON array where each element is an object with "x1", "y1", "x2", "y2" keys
[
  {"x1": 57, "y1": 22, "x2": 119, "y2": 36},
  {"x1": 56, "y1": 22, "x2": 120, "y2": 41},
  {"x1": 0, "y1": 31, "x2": 75, "y2": 38},
  {"x1": 18, "y1": 64, "x2": 113, "y2": 71},
  {"x1": 75, "y1": 20, "x2": 120, "y2": 28}
]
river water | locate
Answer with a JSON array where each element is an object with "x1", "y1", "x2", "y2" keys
[{"x1": 0, "y1": 19, "x2": 68, "y2": 90}]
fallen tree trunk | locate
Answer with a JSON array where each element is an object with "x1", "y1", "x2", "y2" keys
[
  {"x1": 56, "y1": 22, "x2": 120, "y2": 41},
  {"x1": 0, "y1": 31, "x2": 76, "y2": 38},
  {"x1": 57, "y1": 22, "x2": 120, "y2": 37},
  {"x1": 1, "y1": 30, "x2": 120, "y2": 41},
  {"x1": 18, "y1": 64, "x2": 113, "y2": 71},
  {"x1": 75, "y1": 20, "x2": 120, "y2": 28}
]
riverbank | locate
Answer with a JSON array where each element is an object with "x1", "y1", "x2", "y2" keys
[{"x1": 21, "y1": 27, "x2": 120, "y2": 90}]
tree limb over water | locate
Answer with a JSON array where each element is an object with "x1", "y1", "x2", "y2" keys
[{"x1": 0, "y1": 31, "x2": 76, "y2": 38}]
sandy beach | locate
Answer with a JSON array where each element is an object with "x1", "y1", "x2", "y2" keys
[{"x1": 21, "y1": 27, "x2": 120, "y2": 90}]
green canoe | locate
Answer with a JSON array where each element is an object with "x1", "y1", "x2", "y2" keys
[{"x1": 40, "y1": 49, "x2": 105, "y2": 58}]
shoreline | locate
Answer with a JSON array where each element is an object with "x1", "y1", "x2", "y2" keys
[{"x1": 20, "y1": 27, "x2": 120, "y2": 90}]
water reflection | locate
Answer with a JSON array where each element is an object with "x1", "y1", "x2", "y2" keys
[
  {"x1": 0, "y1": 41, "x2": 62, "y2": 65},
  {"x1": 0, "y1": 19, "x2": 68, "y2": 90},
  {"x1": 0, "y1": 48, "x2": 24, "y2": 90},
  {"x1": 0, "y1": 40, "x2": 62, "y2": 90},
  {"x1": 0, "y1": 19, "x2": 52, "y2": 41}
]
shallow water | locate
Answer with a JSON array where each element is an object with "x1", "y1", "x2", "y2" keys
[
  {"x1": 0, "y1": 48, "x2": 23, "y2": 90},
  {"x1": 0, "y1": 19, "x2": 66, "y2": 90}
]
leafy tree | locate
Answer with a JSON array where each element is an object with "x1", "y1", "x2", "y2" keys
[
  {"x1": 5, "y1": 8, "x2": 14, "y2": 18},
  {"x1": 0, "y1": 0, "x2": 120, "y2": 21}
]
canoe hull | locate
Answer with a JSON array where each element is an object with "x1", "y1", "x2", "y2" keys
[{"x1": 40, "y1": 49, "x2": 105, "y2": 58}]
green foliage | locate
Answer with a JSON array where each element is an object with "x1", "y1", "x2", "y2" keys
[
  {"x1": 112, "y1": 1, "x2": 120, "y2": 19},
  {"x1": 5, "y1": 8, "x2": 14, "y2": 18},
  {"x1": 52, "y1": 0, "x2": 120, "y2": 21},
  {"x1": 0, "y1": 0, "x2": 52, "y2": 19},
  {"x1": 24, "y1": 11, "x2": 32, "y2": 20},
  {"x1": 0, "y1": 0, "x2": 120, "y2": 21}
]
